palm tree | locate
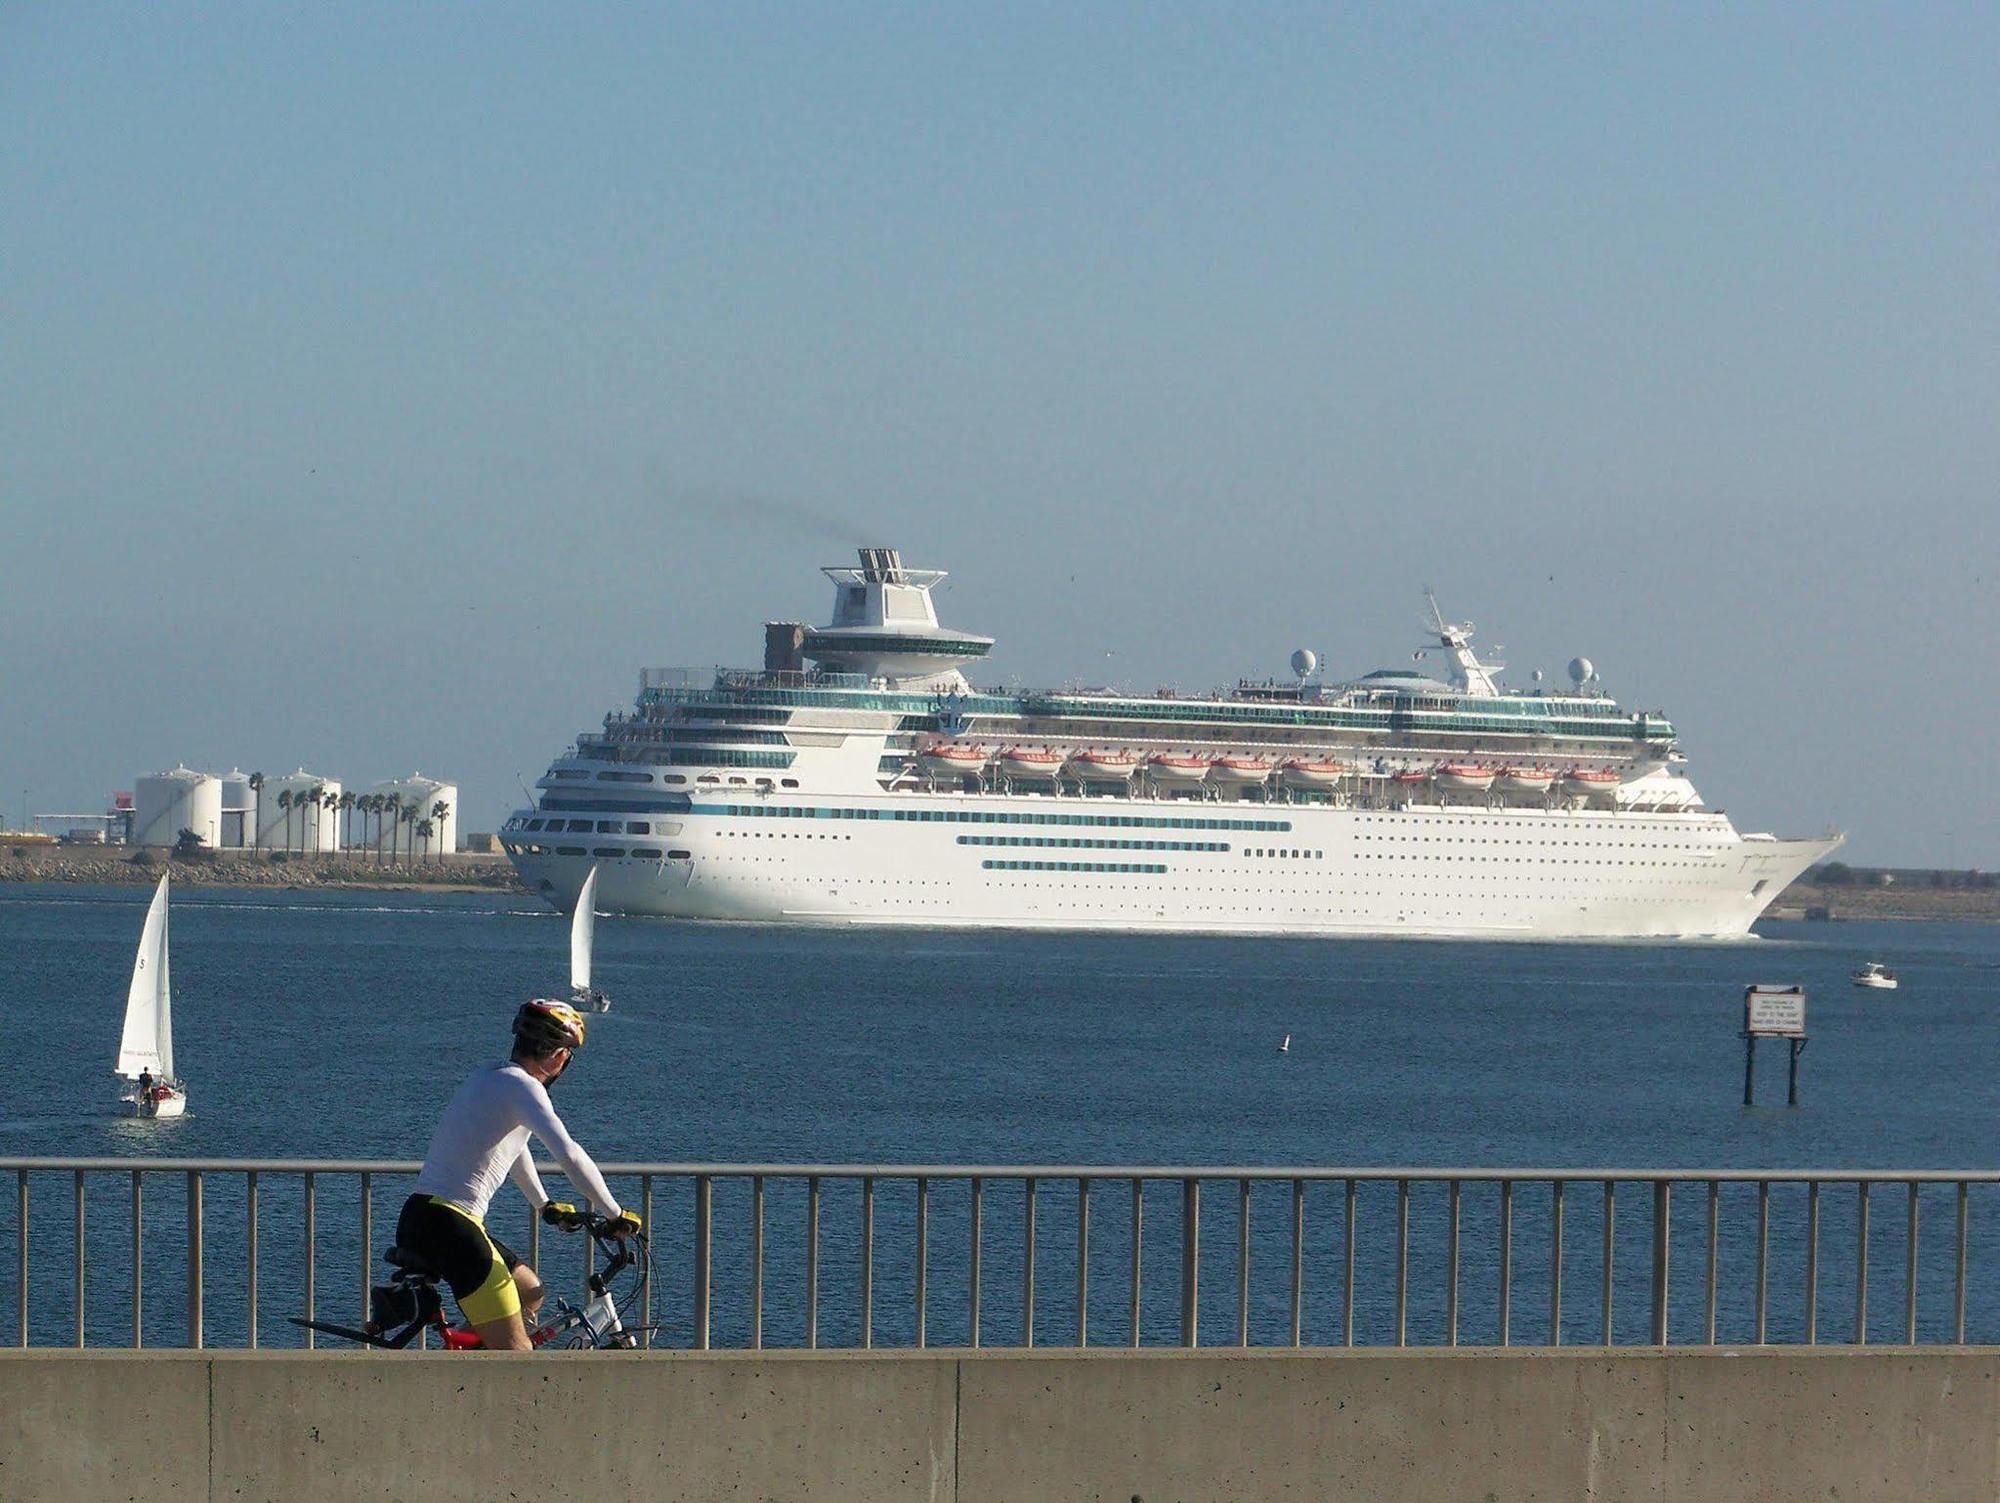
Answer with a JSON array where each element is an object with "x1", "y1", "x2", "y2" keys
[
  {"x1": 338, "y1": 790, "x2": 356, "y2": 850},
  {"x1": 305, "y1": 784, "x2": 325, "y2": 854},
  {"x1": 430, "y1": 800, "x2": 451, "y2": 862},
  {"x1": 416, "y1": 818, "x2": 434, "y2": 862},
  {"x1": 277, "y1": 789, "x2": 294, "y2": 854},
  {"x1": 368, "y1": 794, "x2": 387, "y2": 865},
  {"x1": 248, "y1": 772, "x2": 265, "y2": 855},
  {"x1": 322, "y1": 790, "x2": 340, "y2": 854},
  {"x1": 403, "y1": 801, "x2": 421, "y2": 867}
]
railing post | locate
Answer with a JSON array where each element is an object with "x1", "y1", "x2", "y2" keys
[
  {"x1": 73, "y1": 1171, "x2": 85, "y2": 1348},
  {"x1": 246, "y1": 1171, "x2": 259, "y2": 1350},
  {"x1": 1703, "y1": 1179, "x2": 1718, "y2": 1346},
  {"x1": 1601, "y1": 1180, "x2": 1615, "y2": 1345},
  {"x1": 915, "y1": 1177, "x2": 928, "y2": 1350},
  {"x1": 1549, "y1": 1179, "x2": 1564, "y2": 1348},
  {"x1": 1905, "y1": 1181, "x2": 1919, "y2": 1345},
  {"x1": 1805, "y1": 1181, "x2": 1820, "y2": 1345},
  {"x1": 859, "y1": 1176, "x2": 873, "y2": 1350},
  {"x1": 1237, "y1": 1177, "x2": 1251, "y2": 1348},
  {"x1": 806, "y1": 1175, "x2": 820, "y2": 1351},
  {"x1": 1755, "y1": 1181, "x2": 1769, "y2": 1344},
  {"x1": 1288, "y1": 1178, "x2": 1303, "y2": 1348},
  {"x1": 1499, "y1": 1179, "x2": 1513, "y2": 1348},
  {"x1": 1854, "y1": 1181, "x2": 1870, "y2": 1344},
  {"x1": 1395, "y1": 1178, "x2": 1409, "y2": 1347},
  {"x1": 1954, "y1": 1181, "x2": 1968, "y2": 1344},
  {"x1": 749, "y1": 1175, "x2": 762, "y2": 1351},
  {"x1": 1075, "y1": 1178, "x2": 1089, "y2": 1348},
  {"x1": 186, "y1": 1170, "x2": 203, "y2": 1350},
  {"x1": 641, "y1": 1174, "x2": 655, "y2": 1350},
  {"x1": 358, "y1": 1172, "x2": 372, "y2": 1324},
  {"x1": 695, "y1": 1174, "x2": 712, "y2": 1351},
  {"x1": 1446, "y1": 1179, "x2": 1460, "y2": 1347},
  {"x1": 131, "y1": 1171, "x2": 143, "y2": 1349},
  {"x1": 302, "y1": 1171, "x2": 316, "y2": 1350},
  {"x1": 1021, "y1": 1176, "x2": 1035, "y2": 1348},
  {"x1": 1342, "y1": 1177, "x2": 1356, "y2": 1348},
  {"x1": 15, "y1": 1170, "x2": 25, "y2": 1348},
  {"x1": 969, "y1": 1176, "x2": 982, "y2": 1349},
  {"x1": 1180, "y1": 1178, "x2": 1199, "y2": 1348},
  {"x1": 1649, "y1": 1181, "x2": 1669, "y2": 1347},
  {"x1": 1129, "y1": 1178, "x2": 1143, "y2": 1349}
]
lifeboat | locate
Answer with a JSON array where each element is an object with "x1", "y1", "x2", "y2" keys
[
  {"x1": 1146, "y1": 753, "x2": 1212, "y2": 786},
  {"x1": 1435, "y1": 764, "x2": 1496, "y2": 792},
  {"x1": 1392, "y1": 768, "x2": 1432, "y2": 787},
  {"x1": 918, "y1": 741, "x2": 989, "y2": 779},
  {"x1": 1206, "y1": 756, "x2": 1274, "y2": 786},
  {"x1": 1496, "y1": 766, "x2": 1555, "y2": 793},
  {"x1": 1279, "y1": 758, "x2": 1348, "y2": 789},
  {"x1": 1066, "y1": 749, "x2": 1141, "y2": 783},
  {"x1": 1562, "y1": 767, "x2": 1622, "y2": 798},
  {"x1": 994, "y1": 746, "x2": 1064, "y2": 780}
]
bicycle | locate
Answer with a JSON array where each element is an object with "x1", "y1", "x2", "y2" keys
[{"x1": 291, "y1": 1209, "x2": 651, "y2": 1350}]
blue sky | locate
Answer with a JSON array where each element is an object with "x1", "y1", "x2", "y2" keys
[{"x1": 2, "y1": 4, "x2": 1994, "y2": 863}]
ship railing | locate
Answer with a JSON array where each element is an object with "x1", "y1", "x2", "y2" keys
[
  {"x1": 6, "y1": 1161, "x2": 1995, "y2": 1351},
  {"x1": 640, "y1": 667, "x2": 876, "y2": 693}
]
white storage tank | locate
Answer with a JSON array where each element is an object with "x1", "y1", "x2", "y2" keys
[
  {"x1": 133, "y1": 767, "x2": 223, "y2": 849},
  {"x1": 217, "y1": 769, "x2": 255, "y2": 849},
  {"x1": 256, "y1": 769, "x2": 343, "y2": 853},
  {"x1": 367, "y1": 774, "x2": 459, "y2": 858}
]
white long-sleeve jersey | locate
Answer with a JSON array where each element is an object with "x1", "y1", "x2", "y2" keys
[{"x1": 411, "y1": 1062, "x2": 621, "y2": 1222}]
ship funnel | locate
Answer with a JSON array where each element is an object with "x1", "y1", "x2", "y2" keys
[{"x1": 857, "y1": 547, "x2": 906, "y2": 584}]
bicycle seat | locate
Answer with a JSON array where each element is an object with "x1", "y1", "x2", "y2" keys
[{"x1": 384, "y1": 1245, "x2": 441, "y2": 1278}]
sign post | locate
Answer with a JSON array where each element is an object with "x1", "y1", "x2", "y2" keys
[{"x1": 1741, "y1": 986, "x2": 1807, "y2": 1107}]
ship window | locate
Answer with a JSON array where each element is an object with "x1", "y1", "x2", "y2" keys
[
  {"x1": 524, "y1": 820, "x2": 545, "y2": 831},
  {"x1": 668, "y1": 849, "x2": 691, "y2": 859},
  {"x1": 630, "y1": 847, "x2": 663, "y2": 859},
  {"x1": 665, "y1": 775, "x2": 688, "y2": 785},
  {"x1": 596, "y1": 821, "x2": 621, "y2": 833},
  {"x1": 593, "y1": 847, "x2": 623, "y2": 858},
  {"x1": 626, "y1": 821, "x2": 650, "y2": 834},
  {"x1": 557, "y1": 845, "x2": 586, "y2": 856},
  {"x1": 782, "y1": 779, "x2": 799, "y2": 787}
]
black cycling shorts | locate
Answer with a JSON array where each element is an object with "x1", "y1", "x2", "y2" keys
[{"x1": 395, "y1": 1194, "x2": 524, "y2": 1325}]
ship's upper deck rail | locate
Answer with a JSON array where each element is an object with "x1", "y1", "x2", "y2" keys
[{"x1": 633, "y1": 672, "x2": 1675, "y2": 744}]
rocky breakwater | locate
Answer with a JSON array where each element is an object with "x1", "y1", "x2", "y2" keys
[{"x1": 0, "y1": 843, "x2": 527, "y2": 894}]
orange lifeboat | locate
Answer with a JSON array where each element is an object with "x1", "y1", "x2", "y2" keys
[
  {"x1": 1207, "y1": 756, "x2": 1274, "y2": 786},
  {"x1": 995, "y1": 746, "x2": 1064, "y2": 780},
  {"x1": 918, "y1": 741, "x2": 989, "y2": 779},
  {"x1": 1563, "y1": 767, "x2": 1622, "y2": 798},
  {"x1": 1435, "y1": 764, "x2": 1496, "y2": 791},
  {"x1": 1279, "y1": 758, "x2": 1348, "y2": 789},
  {"x1": 1496, "y1": 766, "x2": 1555, "y2": 793},
  {"x1": 1392, "y1": 767, "x2": 1432, "y2": 786},
  {"x1": 1146, "y1": 753, "x2": 1212, "y2": 786},
  {"x1": 1066, "y1": 748, "x2": 1141, "y2": 782}
]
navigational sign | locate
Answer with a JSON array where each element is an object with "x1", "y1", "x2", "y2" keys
[{"x1": 1744, "y1": 985, "x2": 1806, "y2": 1038}]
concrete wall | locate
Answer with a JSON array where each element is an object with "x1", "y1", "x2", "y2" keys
[{"x1": 3, "y1": 1348, "x2": 1996, "y2": 1503}]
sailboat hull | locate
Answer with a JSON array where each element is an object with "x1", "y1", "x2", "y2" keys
[{"x1": 123, "y1": 1087, "x2": 187, "y2": 1119}]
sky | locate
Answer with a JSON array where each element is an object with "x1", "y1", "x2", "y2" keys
[{"x1": 2, "y1": 4, "x2": 1995, "y2": 865}]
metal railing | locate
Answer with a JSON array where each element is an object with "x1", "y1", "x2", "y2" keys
[{"x1": 6, "y1": 1161, "x2": 1996, "y2": 1350}]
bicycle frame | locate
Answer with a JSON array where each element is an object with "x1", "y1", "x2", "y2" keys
[{"x1": 292, "y1": 1213, "x2": 649, "y2": 1351}]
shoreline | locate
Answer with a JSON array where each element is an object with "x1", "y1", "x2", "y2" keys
[{"x1": 0, "y1": 844, "x2": 528, "y2": 895}]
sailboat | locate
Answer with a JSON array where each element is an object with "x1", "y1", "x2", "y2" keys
[
  {"x1": 116, "y1": 874, "x2": 186, "y2": 1118},
  {"x1": 570, "y1": 865, "x2": 609, "y2": 1013}
]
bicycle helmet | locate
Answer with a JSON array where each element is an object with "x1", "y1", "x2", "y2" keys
[{"x1": 513, "y1": 999, "x2": 587, "y2": 1054}]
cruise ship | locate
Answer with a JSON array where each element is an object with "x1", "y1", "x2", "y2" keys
[{"x1": 503, "y1": 549, "x2": 1839, "y2": 938}]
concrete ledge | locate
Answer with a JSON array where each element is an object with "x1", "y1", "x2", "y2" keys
[{"x1": 2, "y1": 1348, "x2": 1995, "y2": 1503}]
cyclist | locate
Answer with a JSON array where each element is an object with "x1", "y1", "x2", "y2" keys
[{"x1": 397, "y1": 999, "x2": 640, "y2": 1350}]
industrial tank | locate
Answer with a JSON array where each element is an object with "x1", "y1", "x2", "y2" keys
[
  {"x1": 367, "y1": 774, "x2": 459, "y2": 858},
  {"x1": 217, "y1": 769, "x2": 255, "y2": 849},
  {"x1": 256, "y1": 769, "x2": 343, "y2": 853},
  {"x1": 133, "y1": 768, "x2": 222, "y2": 849}
]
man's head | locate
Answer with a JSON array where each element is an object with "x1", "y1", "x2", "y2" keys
[{"x1": 511, "y1": 999, "x2": 587, "y2": 1085}]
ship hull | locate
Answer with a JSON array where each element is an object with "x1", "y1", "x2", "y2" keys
[{"x1": 507, "y1": 795, "x2": 1840, "y2": 941}]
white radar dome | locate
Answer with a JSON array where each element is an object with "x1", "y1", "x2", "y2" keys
[
  {"x1": 1568, "y1": 657, "x2": 1595, "y2": 686},
  {"x1": 1290, "y1": 648, "x2": 1318, "y2": 679}
]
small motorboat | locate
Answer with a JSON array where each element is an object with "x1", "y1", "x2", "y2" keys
[
  {"x1": 1278, "y1": 1033, "x2": 1291, "y2": 1054},
  {"x1": 116, "y1": 874, "x2": 187, "y2": 1118},
  {"x1": 1851, "y1": 962, "x2": 1898, "y2": 991}
]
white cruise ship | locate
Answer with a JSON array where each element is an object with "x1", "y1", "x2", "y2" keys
[{"x1": 503, "y1": 549, "x2": 1839, "y2": 938}]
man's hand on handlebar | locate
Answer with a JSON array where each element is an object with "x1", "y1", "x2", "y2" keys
[
  {"x1": 605, "y1": 1209, "x2": 642, "y2": 1241},
  {"x1": 540, "y1": 1201, "x2": 585, "y2": 1231}
]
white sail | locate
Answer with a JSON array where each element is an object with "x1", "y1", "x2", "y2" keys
[
  {"x1": 116, "y1": 875, "x2": 172, "y2": 1080},
  {"x1": 570, "y1": 865, "x2": 597, "y2": 994}
]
